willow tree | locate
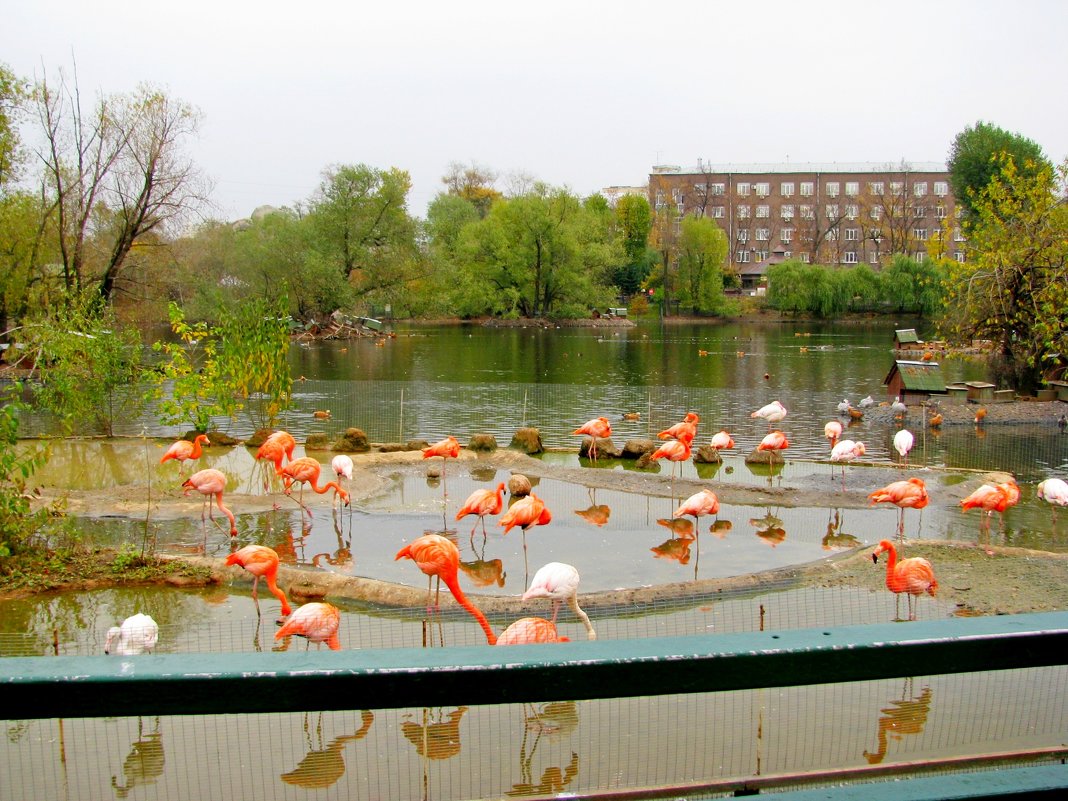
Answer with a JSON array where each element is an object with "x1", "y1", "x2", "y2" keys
[
  {"x1": 941, "y1": 156, "x2": 1068, "y2": 393},
  {"x1": 676, "y1": 215, "x2": 728, "y2": 314}
]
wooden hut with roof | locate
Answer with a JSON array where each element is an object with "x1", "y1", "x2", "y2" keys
[
  {"x1": 894, "y1": 329, "x2": 921, "y2": 350},
  {"x1": 884, "y1": 360, "x2": 947, "y2": 403}
]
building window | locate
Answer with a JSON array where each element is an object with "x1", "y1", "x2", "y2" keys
[
  {"x1": 672, "y1": 188, "x2": 682, "y2": 202},
  {"x1": 711, "y1": 183, "x2": 725, "y2": 195},
  {"x1": 914, "y1": 182, "x2": 928, "y2": 197},
  {"x1": 736, "y1": 249, "x2": 751, "y2": 263},
  {"x1": 781, "y1": 182, "x2": 795, "y2": 197},
  {"x1": 954, "y1": 227, "x2": 965, "y2": 242},
  {"x1": 674, "y1": 218, "x2": 681, "y2": 235},
  {"x1": 737, "y1": 229, "x2": 749, "y2": 242},
  {"x1": 754, "y1": 250, "x2": 769, "y2": 261},
  {"x1": 827, "y1": 228, "x2": 839, "y2": 240},
  {"x1": 677, "y1": 202, "x2": 684, "y2": 215},
  {"x1": 800, "y1": 182, "x2": 814, "y2": 197},
  {"x1": 869, "y1": 181, "x2": 884, "y2": 195},
  {"x1": 826, "y1": 181, "x2": 840, "y2": 197},
  {"x1": 737, "y1": 182, "x2": 751, "y2": 196},
  {"x1": 755, "y1": 182, "x2": 770, "y2": 197},
  {"x1": 845, "y1": 181, "x2": 859, "y2": 196},
  {"x1": 737, "y1": 205, "x2": 750, "y2": 219},
  {"x1": 694, "y1": 183, "x2": 706, "y2": 193},
  {"x1": 845, "y1": 228, "x2": 859, "y2": 241},
  {"x1": 655, "y1": 191, "x2": 664, "y2": 209},
  {"x1": 756, "y1": 205, "x2": 770, "y2": 218},
  {"x1": 934, "y1": 181, "x2": 948, "y2": 196},
  {"x1": 800, "y1": 205, "x2": 814, "y2": 219},
  {"x1": 781, "y1": 227, "x2": 794, "y2": 243},
  {"x1": 712, "y1": 206, "x2": 725, "y2": 218},
  {"x1": 800, "y1": 253, "x2": 810, "y2": 263},
  {"x1": 781, "y1": 204, "x2": 794, "y2": 220},
  {"x1": 891, "y1": 181, "x2": 904, "y2": 196},
  {"x1": 936, "y1": 205, "x2": 947, "y2": 219},
  {"x1": 843, "y1": 251, "x2": 858, "y2": 263},
  {"x1": 869, "y1": 251, "x2": 879, "y2": 265},
  {"x1": 846, "y1": 204, "x2": 858, "y2": 219},
  {"x1": 826, "y1": 204, "x2": 839, "y2": 218},
  {"x1": 756, "y1": 228, "x2": 770, "y2": 241},
  {"x1": 694, "y1": 208, "x2": 704, "y2": 218},
  {"x1": 955, "y1": 250, "x2": 965, "y2": 262},
  {"x1": 913, "y1": 228, "x2": 928, "y2": 240},
  {"x1": 870, "y1": 205, "x2": 882, "y2": 220},
  {"x1": 914, "y1": 206, "x2": 926, "y2": 218},
  {"x1": 913, "y1": 250, "x2": 926, "y2": 261}
]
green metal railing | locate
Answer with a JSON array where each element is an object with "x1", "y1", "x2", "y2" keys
[{"x1": 3, "y1": 612, "x2": 1068, "y2": 720}]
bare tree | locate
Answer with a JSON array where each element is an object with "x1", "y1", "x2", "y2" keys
[{"x1": 35, "y1": 65, "x2": 209, "y2": 301}]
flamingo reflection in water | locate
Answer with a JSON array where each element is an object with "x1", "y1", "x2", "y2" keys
[
  {"x1": 507, "y1": 702, "x2": 580, "y2": 798},
  {"x1": 280, "y1": 710, "x2": 374, "y2": 790},
  {"x1": 821, "y1": 509, "x2": 861, "y2": 551},
  {"x1": 111, "y1": 717, "x2": 164, "y2": 799},
  {"x1": 863, "y1": 679, "x2": 933, "y2": 764},
  {"x1": 749, "y1": 510, "x2": 787, "y2": 547},
  {"x1": 401, "y1": 707, "x2": 468, "y2": 760}
]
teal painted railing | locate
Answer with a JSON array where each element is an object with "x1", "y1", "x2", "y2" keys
[{"x1": 3, "y1": 611, "x2": 1067, "y2": 720}]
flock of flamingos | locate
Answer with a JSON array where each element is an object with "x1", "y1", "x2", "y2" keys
[{"x1": 101, "y1": 401, "x2": 1068, "y2": 657}]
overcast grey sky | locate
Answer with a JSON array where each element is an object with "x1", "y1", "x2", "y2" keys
[{"x1": 7, "y1": 0, "x2": 1067, "y2": 222}]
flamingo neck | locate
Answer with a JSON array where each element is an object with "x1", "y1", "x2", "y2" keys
[
  {"x1": 568, "y1": 595, "x2": 597, "y2": 641},
  {"x1": 441, "y1": 573, "x2": 497, "y2": 645},
  {"x1": 265, "y1": 574, "x2": 292, "y2": 615}
]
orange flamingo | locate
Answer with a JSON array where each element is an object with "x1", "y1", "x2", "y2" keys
[
  {"x1": 757, "y1": 430, "x2": 789, "y2": 454},
  {"x1": 649, "y1": 430, "x2": 693, "y2": 480},
  {"x1": 658, "y1": 412, "x2": 699, "y2": 441},
  {"x1": 872, "y1": 539, "x2": 938, "y2": 620},
  {"x1": 522, "y1": 562, "x2": 596, "y2": 639},
  {"x1": 422, "y1": 435, "x2": 461, "y2": 491},
  {"x1": 160, "y1": 434, "x2": 209, "y2": 473},
  {"x1": 499, "y1": 493, "x2": 553, "y2": 535},
  {"x1": 673, "y1": 489, "x2": 720, "y2": 535},
  {"x1": 496, "y1": 617, "x2": 570, "y2": 645},
  {"x1": 275, "y1": 602, "x2": 341, "y2": 650},
  {"x1": 182, "y1": 468, "x2": 237, "y2": 537},
  {"x1": 257, "y1": 430, "x2": 296, "y2": 474},
  {"x1": 869, "y1": 478, "x2": 929, "y2": 538},
  {"x1": 573, "y1": 417, "x2": 612, "y2": 461},
  {"x1": 280, "y1": 457, "x2": 350, "y2": 512},
  {"x1": 455, "y1": 482, "x2": 506, "y2": 538},
  {"x1": 395, "y1": 533, "x2": 497, "y2": 645},
  {"x1": 960, "y1": 478, "x2": 1019, "y2": 535},
  {"x1": 226, "y1": 544, "x2": 292, "y2": 618}
]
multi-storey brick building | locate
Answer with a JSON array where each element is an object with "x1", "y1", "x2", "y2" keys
[{"x1": 647, "y1": 162, "x2": 964, "y2": 277}]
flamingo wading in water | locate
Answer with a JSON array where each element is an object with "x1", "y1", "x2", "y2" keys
[
  {"x1": 226, "y1": 544, "x2": 292, "y2": 618},
  {"x1": 422, "y1": 436, "x2": 461, "y2": 494},
  {"x1": 751, "y1": 400, "x2": 787, "y2": 430},
  {"x1": 160, "y1": 434, "x2": 209, "y2": 474},
  {"x1": 280, "y1": 457, "x2": 350, "y2": 514},
  {"x1": 829, "y1": 439, "x2": 866, "y2": 489},
  {"x1": 1037, "y1": 478, "x2": 1068, "y2": 522},
  {"x1": 522, "y1": 562, "x2": 596, "y2": 640},
  {"x1": 872, "y1": 539, "x2": 938, "y2": 621},
  {"x1": 275, "y1": 602, "x2": 341, "y2": 650},
  {"x1": 330, "y1": 454, "x2": 354, "y2": 509},
  {"x1": 496, "y1": 617, "x2": 570, "y2": 645},
  {"x1": 182, "y1": 468, "x2": 237, "y2": 538},
  {"x1": 456, "y1": 482, "x2": 506, "y2": 539},
  {"x1": 658, "y1": 412, "x2": 699, "y2": 442},
  {"x1": 105, "y1": 613, "x2": 159, "y2": 655},
  {"x1": 395, "y1": 533, "x2": 498, "y2": 645},
  {"x1": 868, "y1": 477, "x2": 929, "y2": 538}
]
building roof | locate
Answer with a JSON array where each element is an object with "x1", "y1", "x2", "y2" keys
[
  {"x1": 883, "y1": 360, "x2": 947, "y2": 392},
  {"x1": 651, "y1": 161, "x2": 947, "y2": 176},
  {"x1": 895, "y1": 328, "x2": 920, "y2": 344}
]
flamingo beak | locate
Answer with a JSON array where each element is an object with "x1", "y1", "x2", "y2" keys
[{"x1": 872, "y1": 552, "x2": 879, "y2": 563}]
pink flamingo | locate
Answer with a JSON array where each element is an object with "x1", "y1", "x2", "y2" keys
[
  {"x1": 869, "y1": 477, "x2": 929, "y2": 537},
  {"x1": 751, "y1": 400, "x2": 787, "y2": 430},
  {"x1": 496, "y1": 617, "x2": 570, "y2": 645},
  {"x1": 182, "y1": 468, "x2": 237, "y2": 537},
  {"x1": 275, "y1": 602, "x2": 341, "y2": 650},
  {"x1": 280, "y1": 457, "x2": 350, "y2": 513},
  {"x1": 226, "y1": 544, "x2": 292, "y2": 618},
  {"x1": 160, "y1": 434, "x2": 209, "y2": 474},
  {"x1": 872, "y1": 539, "x2": 938, "y2": 620},
  {"x1": 830, "y1": 439, "x2": 866, "y2": 489},
  {"x1": 455, "y1": 482, "x2": 506, "y2": 538},
  {"x1": 573, "y1": 417, "x2": 612, "y2": 461},
  {"x1": 522, "y1": 562, "x2": 596, "y2": 640},
  {"x1": 658, "y1": 412, "x2": 699, "y2": 442}
]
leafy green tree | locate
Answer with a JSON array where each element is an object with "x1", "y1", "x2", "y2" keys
[
  {"x1": 881, "y1": 255, "x2": 946, "y2": 316},
  {"x1": 766, "y1": 261, "x2": 846, "y2": 318},
  {"x1": 458, "y1": 184, "x2": 616, "y2": 318},
  {"x1": 1, "y1": 62, "x2": 29, "y2": 189},
  {"x1": 306, "y1": 163, "x2": 420, "y2": 304},
  {"x1": 676, "y1": 215, "x2": 729, "y2": 314},
  {"x1": 614, "y1": 195, "x2": 653, "y2": 295},
  {"x1": 948, "y1": 121, "x2": 1050, "y2": 219},
  {"x1": 940, "y1": 156, "x2": 1068, "y2": 393},
  {"x1": 839, "y1": 264, "x2": 883, "y2": 312},
  {"x1": 0, "y1": 383, "x2": 52, "y2": 557},
  {"x1": 21, "y1": 290, "x2": 145, "y2": 436}
]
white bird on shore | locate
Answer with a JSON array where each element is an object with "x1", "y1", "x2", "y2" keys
[
  {"x1": 893, "y1": 429, "x2": 915, "y2": 466},
  {"x1": 891, "y1": 396, "x2": 908, "y2": 419},
  {"x1": 105, "y1": 613, "x2": 159, "y2": 655},
  {"x1": 859, "y1": 395, "x2": 874, "y2": 409}
]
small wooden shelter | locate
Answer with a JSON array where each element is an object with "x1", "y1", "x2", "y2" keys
[
  {"x1": 884, "y1": 360, "x2": 947, "y2": 403},
  {"x1": 894, "y1": 329, "x2": 921, "y2": 349}
]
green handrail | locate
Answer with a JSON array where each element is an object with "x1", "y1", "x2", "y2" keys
[{"x1": 2, "y1": 611, "x2": 1067, "y2": 720}]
